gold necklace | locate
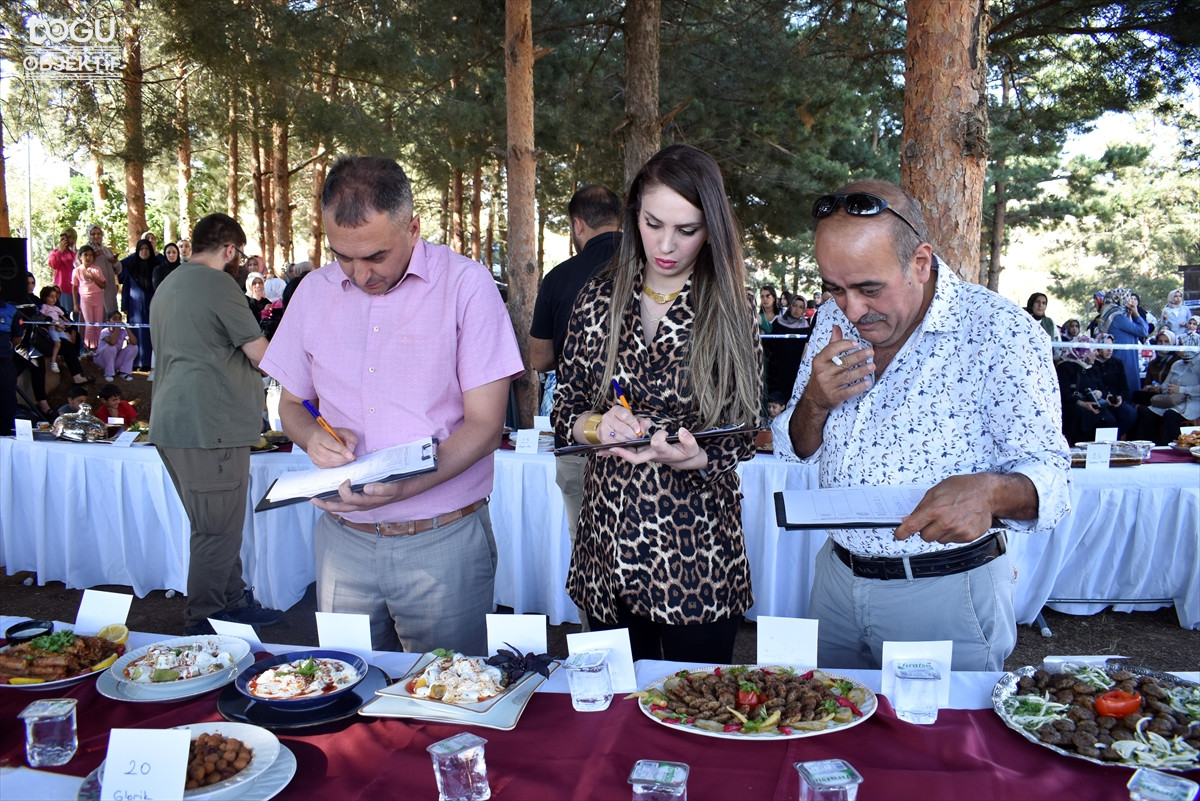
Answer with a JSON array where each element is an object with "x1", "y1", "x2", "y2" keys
[{"x1": 642, "y1": 284, "x2": 681, "y2": 304}]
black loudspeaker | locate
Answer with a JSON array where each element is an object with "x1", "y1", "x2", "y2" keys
[{"x1": 0, "y1": 237, "x2": 27, "y2": 280}]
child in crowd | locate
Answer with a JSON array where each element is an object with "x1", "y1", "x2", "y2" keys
[
  {"x1": 38, "y1": 286, "x2": 69, "y2": 373},
  {"x1": 57, "y1": 384, "x2": 89, "y2": 416},
  {"x1": 95, "y1": 310, "x2": 137, "y2": 382},
  {"x1": 97, "y1": 383, "x2": 137, "y2": 426}
]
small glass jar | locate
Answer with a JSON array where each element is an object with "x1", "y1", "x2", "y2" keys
[
  {"x1": 629, "y1": 760, "x2": 689, "y2": 801},
  {"x1": 795, "y1": 759, "x2": 863, "y2": 801},
  {"x1": 563, "y1": 649, "x2": 613, "y2": 712},
  {"x1": 18, "y1": 698, "x2": 78, "y2": 767},
  {"x1": 427, "y1": 732, "x2": 490, "y2": 801},
  {"x1": 1126, "y1": 767, "x2": 1199, "y2": 801},
  {"x1": 891, "y1": 659, "x2": 940, "y2": 725}
]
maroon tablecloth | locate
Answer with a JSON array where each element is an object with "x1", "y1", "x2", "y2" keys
[{"x1": 1, "y1": 673, "x2": 1157, "y2": 799}]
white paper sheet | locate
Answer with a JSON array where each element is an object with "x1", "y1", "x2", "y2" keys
[
  {"x1": 779, "y1": 486, "x2": 932, "y2": 528},
  {"x1": 261, "y1": 437, "x2": 435, "y2": 506},
  {"x1": 756, "y1": 616, "x2": 818, "y2": 667},
  {"x1": 315, "y1": 612, "x2": 374, "y2": 661},
  {"x1": 75, "y1": 590, "x2": 132, "y2": 635},
  {"x1": 880, "y1": 640, "x2": 953, "y2": 707},
  {"x1": 486, "y1": 614, "x2": 547, "y2": 657},
  {"x1": 209, "y1": 619, "x2": 264, "y2": 653}
]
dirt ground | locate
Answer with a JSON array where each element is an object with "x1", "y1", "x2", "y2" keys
[{"x1": 2, "y1": 572, "x2": 1196, "y2": 673}]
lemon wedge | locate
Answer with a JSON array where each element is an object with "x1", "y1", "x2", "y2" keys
[
  {"x1": 91, "y1": 653, "x2": 119, "y2": 672},
  {"x1": 97, "y1": 624, "x2": 129, "y2": 645},
  {"x1": 8, "y1": 677, "x2": 47, "y2": 685}
]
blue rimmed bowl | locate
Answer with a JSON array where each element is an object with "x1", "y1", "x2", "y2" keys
[{"x1": 234, "y1": 649, "x2": 368, "y2": 711}]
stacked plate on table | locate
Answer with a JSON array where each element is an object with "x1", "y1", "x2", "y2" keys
[
  {"x1": 77, "y1": 721, "x2": 297, "y2": 801},
  {"x1": 359, "y1": 651, "x2": 559, "y2": 730},
  {"x1": 98, "y1": 635, "x2": 253, "y2": 703}
]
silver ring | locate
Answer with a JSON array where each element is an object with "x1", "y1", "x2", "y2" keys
[{"x1": 831, "y1": 355, "x2": 844, "y2": 367}]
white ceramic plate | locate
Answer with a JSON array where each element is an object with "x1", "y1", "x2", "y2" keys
[
  {"x1": 98, "y1": 653, "x2": 254, "y2": 703},
  {"x1": 77, "y1": 722, "x2": 281, "y2": 801},
  {"x1": 361, "y1": 661, "x2": 558, "y2": 731},
  {"x1": 110, "y1": 635, "x2": 251, "y2": 697},
  {"x1": 377, "y1": 651, "x2": 546, "y2": 713},
  {"x1": 634, "y1": 665, "x2": 877, "y2": 740}
]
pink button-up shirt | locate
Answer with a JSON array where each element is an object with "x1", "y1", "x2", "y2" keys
[{"x1": 261, "y1": 239, "x2": 524, "y2": 523}]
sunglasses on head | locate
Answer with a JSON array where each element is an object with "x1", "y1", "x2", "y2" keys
[{"x1": 812, "y1": 192, "x2": 922, "y2": 239}]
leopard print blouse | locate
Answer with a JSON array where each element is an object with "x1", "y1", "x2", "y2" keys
[{"x1": 553, "y1": 274, "x2": 760, "y2": 626}]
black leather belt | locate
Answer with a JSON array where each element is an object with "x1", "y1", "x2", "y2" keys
[{"x1": 832, "y1": 533, "x2": 1006, "y2": 581}]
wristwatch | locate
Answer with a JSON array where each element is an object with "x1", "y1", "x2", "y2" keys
[{"x1": 582, "y1": 414, "x2": 604, "y2": 445}]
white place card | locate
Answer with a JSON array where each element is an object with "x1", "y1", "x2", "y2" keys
[
  {"x1": 1085, "y1": 442, "x2": 1112, "y2": 469},
  {"x1": 100, "y1": 728, "x2": 190, "y2": 801},
  {"x1": 15, "y1": 419, "x2": 33, "y2": 441},
  {"x1": 315, "y1": 611, "x2": 373, "y2": 661},
  {"x1": 111, "y1": 430, "x2": 139, "y2": 448},
  {"x1": 209, "y1": 618, "x2": 264, "y2": 653},
  {"x1": 486, "y1": 613, "x2": 547, "y2": 657},
  {"x1": 756, "y1": 616, "x2": 818, "y2": 667},
  {"x1": 75, "y1": 590, "x2": 132, "y2": 635},
  {"x1": 1094, "y1": 427, "x2": 1118, "y2": 443},
  {"x1": 107, "y1": 417, "x2": 124, "y2": 425},
  {"x1": 567, "y1": 629, "x2": 637, "y2": 693},
  {"x1": 514, "y1": 429, "x2": 540, "y2": 454},
  {"x1": 1181, "y1": 426, "x2": 1199, "y2": 435},
  {"x1": 533, "y1": 415, "x2": 552, "y2": 430},
  {"x1": 881, "y1": 640, "x2": 953, "y2": 708}
]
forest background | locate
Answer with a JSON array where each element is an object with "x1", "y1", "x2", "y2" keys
[{"x1": 1, "y1": 0, "x2": 1198, "y2": 412}]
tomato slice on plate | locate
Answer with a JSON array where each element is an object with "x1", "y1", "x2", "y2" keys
[{"x1": 1094, "y1": 690, "x2": 1142, "y2": 718}]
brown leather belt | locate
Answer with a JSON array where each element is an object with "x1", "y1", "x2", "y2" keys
[
  {"x1": 331, "y1": 499, "x2": 486, "y2": 537},
  {"x1": 833, "y1": 532, "x2": 1006, "y2": 580}
]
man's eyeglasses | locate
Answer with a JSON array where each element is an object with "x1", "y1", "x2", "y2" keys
[
  {"x1": 232, "y1": 245, "x2": 249, "y2": 267},
  {"x1": 812, "y1": 192, "x2": 923, "y2": 239}
]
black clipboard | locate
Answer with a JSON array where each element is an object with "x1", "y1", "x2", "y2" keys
[
  {"x1": 255, "y1": 438, "x2": 438, "y2": 512},
  {"x1": 554, "y1": 425, "x2": 760, "y2": 456}
]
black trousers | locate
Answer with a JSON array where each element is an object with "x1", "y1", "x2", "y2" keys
[{"x1": 588, "y1": 596, "x2": 741, "y2": 664}]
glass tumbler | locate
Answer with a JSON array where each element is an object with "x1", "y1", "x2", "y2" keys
[
  {"x1": 564, "y1": 649, "x2": 613, "y2": 712},
  {"x1": 18, "y1": 698, "x2": 78, "y2": 767},
  {"x1": 427, "y1": 732, "x2": 490, "y2": 801}
]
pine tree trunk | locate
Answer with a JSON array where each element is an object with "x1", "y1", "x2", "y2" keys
[
  {"x1": 227, "y1": 88, "x2": 239, "y2": 218},
  {"x1": 451, "y1": 167, "x2": 465, "y2": 254},
  {"x1": 175, "y1": 63, "x2": 193, "y2": 237},
  {"x1": 272, "y1": 121, "x2": 291, "y2": 266},
  {"x1": 623, "y1": 0, "x2": 661, "y2": 186},
  {"x1": 122, "y1": 0, "x2": 148, "y2": 251},
  {"x1": 505, "y1": 0, "x2": 539, "y2": 428},
  {"x1": 0, "y1": 106, "x2": 11, "y2": 237},
  {"x1": 309, "y1": 149, "x2": 326, "y2": 266},
  {"x1": 470, "y1": 160, "x2": 483, "y2": 262},
  {"x1": 901, "y1": 0, "x2": 989, "y2": 282},
  {"x1": 987, "y1": 159, "x2": 1006, "y2": 291},
  {"x1": 260, "y1": 136, "x2": 275, "y2": 270}
]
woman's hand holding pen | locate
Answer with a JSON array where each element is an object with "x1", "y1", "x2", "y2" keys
[{"x1": 596, "y1": 404, "x2": 649, "y2": 445}]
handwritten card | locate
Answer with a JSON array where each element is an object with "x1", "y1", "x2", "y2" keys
[
  {"x1": 1085, "y1": 442, "x2": 1112, "y2": 470},
  {"x1": 100, "y1": 728, "x2": 189, "y2": 801},
  {"x1": 209, "y1": 619, "x2": 264, "y2": 654},
  {"x1": 880, "y1": 640, "x2": 953, "y2": 708},
  {"x1": 756, "y1": 616, "x2": 818, "y2": 667},
  {"x1": 315, "y1": 611, "x2": 373, "y2": 661},
  {"x1": 486, "y1": 613, "x2": 547, "y2": 657},
  {"x1": 568, "y1": 629, "x2": 637, "y2": 693},
  {"x1": 75, "y1": 590, "x2": 132, "y2": 635},
  {"x1": 15, "y1": 419, "x2": 33, "y2": 441},
  {"x1": 111, "y1": 429, "x2": 140, "y2": 448}
]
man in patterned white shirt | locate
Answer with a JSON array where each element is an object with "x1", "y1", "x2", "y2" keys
[{"x1": 772, "y1": 179, "x2": 1070, "y2": 671}]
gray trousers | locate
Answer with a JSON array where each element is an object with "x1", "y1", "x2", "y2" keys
[
  {"x1": 157, "y1": 445, "x2": 250, "y2": 628},
  {"x1": 314, "y1": 504, "x2": 497, "y2": 655},
  {"x1": 554, "y1": 453, "x2": 590, "y2": 630},
  {"x1": 808, "y1": 538, "x2": 1017, "y2": 671}
]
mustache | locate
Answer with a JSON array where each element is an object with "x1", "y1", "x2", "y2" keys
[{"x1": 856, "y1": 312, "x2": 886, "y2": 326}]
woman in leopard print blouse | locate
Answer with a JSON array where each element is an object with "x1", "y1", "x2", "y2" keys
[{"x1": 552, "y1": 145, "x2": 763, "y2": 662}]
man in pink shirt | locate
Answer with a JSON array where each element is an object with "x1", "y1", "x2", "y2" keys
[{"x1": 260, "y1": 155, "x2": 524, "y2": 655}]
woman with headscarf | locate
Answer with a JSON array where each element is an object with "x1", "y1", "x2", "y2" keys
[
  {"x1": 1087, "y1": 334, "x2": 1137, "y2": 437},
  {"x1": 1142, "y1": 328, "x2": 1180, "y2": 390},
  {"x1": 1056, "y1": 336, "x2": 1100, "y2": 444},
  {"x1": 153, "y1": 242, "x2": 183, "y2": 291},
  {"x1": 1096, "y1": 287, "x2": 1149, "y2": 394},
  {"x1": 1160, "y1": 290, "x2": 1189, "y2": 337},
  {"x1": 121, "y1": 238, "x2": 156, "y2": 371},
  {"x1": 245, "y1": 271, "x2": 270, "y2": 320},
  {"x1": 1025, "y1": 292, "x2": 1057, "y2": 340}
]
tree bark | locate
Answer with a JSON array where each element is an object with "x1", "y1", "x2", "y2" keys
[
  {"x1": 470, "y1": 160, "x2": 483, "y2": 262},
  {"x1": 309, "y1": 149, "x2": 326, "y2": 266},
  {"x1": 227, "y1": 87, "x2": 239, "y2": 219},
  {"x1": 505, "y1": 0, "x2": 539, "y2": 428},
  {"x1": 175, "y1": 63, "x2": 193, "y2": 238},
  {"x1": 985, "y1": 72, "x2": 1012, "y2": 291},
  {"x1": 122, "y1": 0, "x2": 148, "y2": 251},
  {"x1": 623, "y1": 0, "x2": 661, "y2": 186},
  {"x1": 272, "y1": 120, "x2": 291, "y2": 266},
  {"x1": 260, "y1": 135, "x2": 275, "y2": 270},
  {"x1": 451, "y1": 167, "x2": 465, "y2": 254},
  {"x1": 0, "y1": 106, "x2": 10, "y2": 237},
  {"x1": 901, "y1": 0, "x2": 990, "y2": 282}
]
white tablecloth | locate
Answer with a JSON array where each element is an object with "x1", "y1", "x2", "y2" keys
[{"x1": 2, "y1": 439, "x2": 1197, "y2": 628}]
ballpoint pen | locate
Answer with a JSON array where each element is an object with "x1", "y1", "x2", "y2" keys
[
  {"x1": 611, "y1": 379, "x2": 644, "y2": 437},
  {"x1": 301, "y1": 399, "x2": 348, "y2": 448}
]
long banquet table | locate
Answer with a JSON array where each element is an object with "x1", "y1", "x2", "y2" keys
[
  {"x1": 2, "y1": 438, "x2": 1197, "y2": 629},
  {"x1": 3, "y1": 618, "x2": 1195, "y2": 800}
]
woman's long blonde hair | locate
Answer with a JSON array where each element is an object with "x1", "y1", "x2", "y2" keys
[{"x1": 595, "y1": 145, "x2": 761, "y2": 428}]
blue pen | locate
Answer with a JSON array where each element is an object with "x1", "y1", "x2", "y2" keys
[
  {"x1": 611, "y1": 379, "x2": 644, "y2": 437},
  {"x1": 301, "y1": 399, "x2": 347, "y2": 447}
]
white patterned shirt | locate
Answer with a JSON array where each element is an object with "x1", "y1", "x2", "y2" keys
[{"x1": 772, "y1": 263, "x2": 1071, "y2": 556}]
